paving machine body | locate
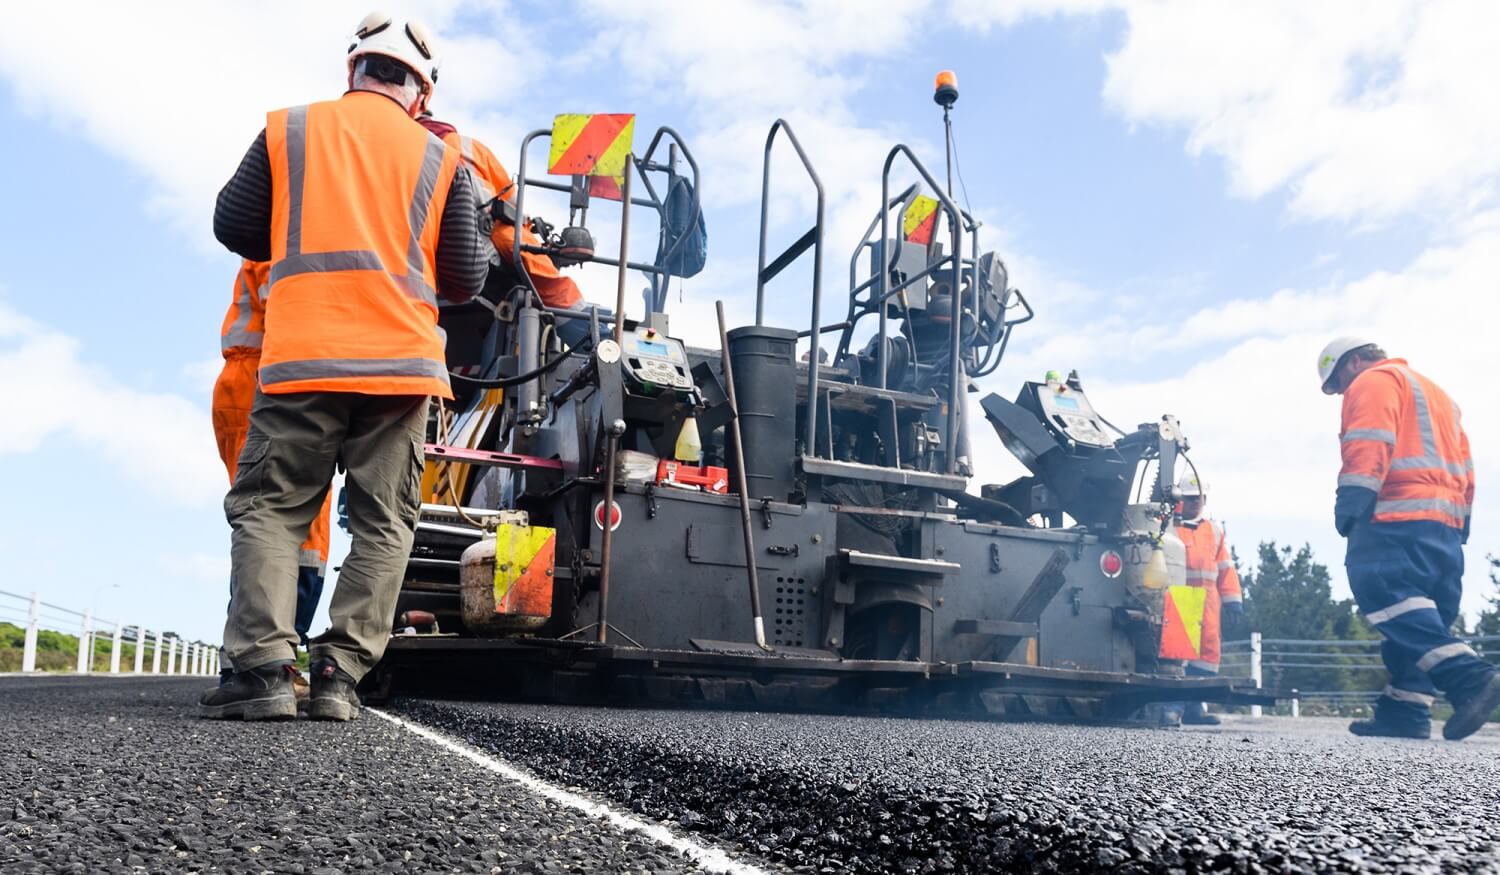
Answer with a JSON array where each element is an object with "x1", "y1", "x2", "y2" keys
[{"x1": 373, "y1": 109, "x2": 1275, "y2": 720}]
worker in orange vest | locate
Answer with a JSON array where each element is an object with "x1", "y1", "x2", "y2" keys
[
  {"x1": 1174, "y1": 472, "x2": 1242, "y2": 725},
  {"x1": 211, "y1": 259, "x2": 333, "y2": 695},
  {"x1": 416, "y1": 113, "x2": 605, "y2": 348},
  {"x1": 1320, "y1": 337, "x2": 1500, "y2": 740},
  {"x1": 202, "y1": 12, "x2": 487, "y2": 722}
]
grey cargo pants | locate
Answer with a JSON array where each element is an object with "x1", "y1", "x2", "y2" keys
[{"x1": 223, "y1": 389, "x2": 428, "y2": 680}]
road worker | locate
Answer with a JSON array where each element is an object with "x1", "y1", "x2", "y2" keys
[
  {"x1": 1174, "y1": 472, "x2": 1242, "y2": 725},
  {"x1": 211, "y1": 259, "x2": 333, "y2": 698},
  {"x1": 202, "y1": 12, "x2": 487, "y2": 722},
  {"x1": 415, "y1": 112, "x2": 595, "y2": 347},
  {"x1": 1320, "y1": 337, "x2": 1500, "y2": 740}
]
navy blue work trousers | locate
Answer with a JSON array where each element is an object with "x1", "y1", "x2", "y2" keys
[{"x1": 1346, "y1": 520, "x2": 1494, "y2": 726}]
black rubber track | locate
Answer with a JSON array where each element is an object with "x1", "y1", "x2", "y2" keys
[{"x1": 391, "y1": 698, "x2": 1500, "y2": 874}]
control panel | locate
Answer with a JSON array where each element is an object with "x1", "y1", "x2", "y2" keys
[
  {"x1": 620, "y1": 327, "x2": 694, "y2": 393},
  {"x1": 1035, "y1": 384, "x2": 1113, "y2": 449}
]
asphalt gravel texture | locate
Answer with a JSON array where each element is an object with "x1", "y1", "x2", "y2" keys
[
  {"x1": 0, "y1": 677, "x2": 743, "y2": 874},
  {"x1": 391, "y1": 698, "x2": 1500, "y2": 875}
]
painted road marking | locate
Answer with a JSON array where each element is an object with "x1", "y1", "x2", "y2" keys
[{"x1": 368, "y1": 708, "x2": 771, "y2": 875}]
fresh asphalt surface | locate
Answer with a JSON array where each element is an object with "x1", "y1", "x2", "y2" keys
[{"x1": 3, "y1": 677, "x2": 1498, "y2": 873}]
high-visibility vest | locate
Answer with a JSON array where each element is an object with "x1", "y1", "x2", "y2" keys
[
  {"x1": 1339, "y1": 358, "x2": 1474, "y2": 529},
  {"x1": 442, "y1": 129, "x2": 584, "y2": 309},
  {"x1": 220, "y1": 260, "x2": 268, "y2": 358},
  {"x1": 1178, "y1": 519, "x2": 1242, "y2": 605},
  {"x1": 262, "y1": 91, "x2": 461, "y2": 398}
]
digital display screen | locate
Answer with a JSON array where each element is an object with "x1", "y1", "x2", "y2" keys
[
  {"x1": 1051, "y1": 394, "x2": 1080, "y2": 411},
  {"x1": 635, "y1": 340, "x2": 670, "y2": 356}
]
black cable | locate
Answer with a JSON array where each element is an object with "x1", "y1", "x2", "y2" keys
[{"x1": 449, "y1": 336, "x2": 593, "y2": 389}]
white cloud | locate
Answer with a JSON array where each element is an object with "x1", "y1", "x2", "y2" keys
[
  {"x1": 0, "y1": 300, "x2": 223, "y2": 507},
  {"x1": 0, "y1": 2, "x2": 526, "y2": 248},
  {"x1": 1096, "y1": 0, "x2": 1500, "y2": 224}
]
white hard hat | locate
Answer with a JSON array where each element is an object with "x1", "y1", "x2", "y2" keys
[
  {"x1": 347, "y1": 11, "x2": 440, "y2": 99},
  {"x1": 1317, "y1": 336, "x2": 1374, "y2": 394},
  {"x1": 1176, "y1": 471, "x2": 1207, "y2": 497}
]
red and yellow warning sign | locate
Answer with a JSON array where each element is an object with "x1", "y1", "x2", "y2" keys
[
  {"x1": 549, "y1": 113, "x2": 635, "y2": 177},
  {"x1": 903, "y1": 195, "x2": 940, "y2": 245},
  {"x1": 494, "y1": 522, "x2": 556, "y2": 618},
  {"x1": 1158, "y1": 584, "x2": 1207, "y2": 660},
  {"x1": 588, "y1": 175, "x2": 625, "y2": 201}
]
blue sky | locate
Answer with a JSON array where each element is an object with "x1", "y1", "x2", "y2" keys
[{"x1": 2, "y1": 1, "x2": 1497, "y2": 642}]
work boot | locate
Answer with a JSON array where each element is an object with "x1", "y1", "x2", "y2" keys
[
  {"x1": 1348, "y1": 718, "x2": 1430, "y2": 740},
  {"x1": 308, "y1": 658, "x2": 361, "y2": 722},
  {"x1": 1443, "y1": 673, "x2": 1500, "y2": 741},
  {"x1": 291, "y1": 668, "x2": 310, "y2": 711},
  {"x1": 198, "y1": 663, "x2": 298, "y2": 721},
  {"x1": 1181, "y1": 707, "x2": 1221, "y2": 726}
]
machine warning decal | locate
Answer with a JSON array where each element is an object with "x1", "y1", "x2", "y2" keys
[
  {"x1": 903, "y1": 195, "x2": 939, "y2": 245},
  {"x1": 549, "y1": 113, "x2": 636, "y2": 178},
  {"x1": 1158, "y1": 585, "x2": 1206, "y2": 660}
]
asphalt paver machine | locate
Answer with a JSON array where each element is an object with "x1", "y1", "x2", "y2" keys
[{"x1": 371, "y1": 98, "x2": 1276, "y2": 721}]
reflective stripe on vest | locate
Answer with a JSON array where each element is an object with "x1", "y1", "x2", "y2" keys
[
  {"x1": 260, "y1": 357, "x2": 451, "y2": 385},
  {"x1": 1384, "y1": 364, "x2": 1470, "y2": 477},
  {"x1": 221, "y1": 273, "x2": 264, "y2": 352},
  {"x1": 458, "y1": 135, "x2": 496, "y2": 201}
]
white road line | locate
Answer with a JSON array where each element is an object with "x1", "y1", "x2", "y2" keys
[{"x1": 368, "y1": 708, "x2": 771, "y2": 875}]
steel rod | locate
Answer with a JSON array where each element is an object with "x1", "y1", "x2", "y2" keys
[
  {"x1": 595, "y1": 421, "x2": 625, "y2": 644},
  {"x1": 716, "y1": 300, "x2": 770, "y2": 650},
  {"x1": 612, "y1": 157, "x2": 634, "y2": 342}
]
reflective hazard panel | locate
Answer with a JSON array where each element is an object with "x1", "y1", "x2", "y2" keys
[
  {"x1": 1158, "y1": 584, "x2": 1206, "y2": 660},
  {"x1": 903, "y1": 195, "x2": 940, "y2": 245},
  {"x1": 549, "y1": 113, "x2": 636, "y2": 177},
  {"x1": 588, "y1": 175, "x2": 625, "y2": 201},
  {"x1": 493, "y1": 523, "x2": 556, "y2": 617}
]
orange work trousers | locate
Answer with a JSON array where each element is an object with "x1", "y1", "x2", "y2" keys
[{"x1": 212, "y1": 355, "x2": 331, "y2": 568}]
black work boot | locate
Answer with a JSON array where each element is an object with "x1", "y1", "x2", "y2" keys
[
  {"x1": 308, "y1": 657, "x2": 361, "y2": 722},
  {"x1": 1443, "y1": 673, "x2": 1500, "y2": 741},
  {"x1": 1349, "y1": 718, "x2": 1431, "y2": 739},
  {"x1": 198, "y1": 663, "x2": 298, "y2": 721}
]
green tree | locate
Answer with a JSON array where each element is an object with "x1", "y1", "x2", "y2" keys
[
  {"x1": 1478, "y1": 554, "x2": 1500, "y2": 637},
  {"x1": 1240, "y1": 542, "x2": 1380, "y2": 695}
]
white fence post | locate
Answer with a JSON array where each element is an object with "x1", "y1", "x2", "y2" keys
[
  {"x1": 166, "y1": 637, "x2": 178, "y2": 675},
  {"x1": 194, "y1": 644, "x2": 203, "y2": 675},
  {"x1": 1250, "y1": 631, "x2": 1263, "y2": 719},
  {"x1": 1291, "y1": 696, "x2": 1300, "y2": 719},
  {"x1": 151, "y1": 630, "x2": 163, "y2": 674},
  {"x1": 76, "y1": 609, "x2": 93, "y2": 673},
  {"x1": 21, "y1": 593, "x2": 40, "y2": 673},
  {"x1": 110, "y1": 622, "x2": 123, "y2": 674},
  {"x1": 133, "y1": 627, "x2": 146, "y2": 674}
]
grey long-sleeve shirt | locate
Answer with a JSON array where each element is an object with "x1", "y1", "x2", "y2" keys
[{"x1": 213, "y1": 124, "x2": 487, "y2": 303}]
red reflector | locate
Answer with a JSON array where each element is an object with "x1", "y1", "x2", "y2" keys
[
  {"x1": 593, "y1": 500, "x2": 622, "y2": 532},
  {"x1": 1100, "y1": 550, "x2": 1124, "y2": 578}
]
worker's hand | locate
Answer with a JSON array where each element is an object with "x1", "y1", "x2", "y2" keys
[{"x1": 1221, "y1": 601, "x2": 1244, "y2": 633}]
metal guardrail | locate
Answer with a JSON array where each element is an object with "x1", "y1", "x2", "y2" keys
[
  {"x1": 0, "y1": 589, "x2": 219, "y2": 677},
  {"x1": 1218, "y1": 634, "x2": 1500, "y2": 718}
]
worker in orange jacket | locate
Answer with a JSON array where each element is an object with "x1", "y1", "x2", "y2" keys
[
  {"x1": 416, "y1": 113, "x2": 599, "y2": 347},
  {"x1": 1174, "y1": 472, "x2": 1242, "y2": 725},
  {"x1": 212, "y1": 259, "x2": 333, "y2": 662},
  {"x1": 1320, "y1": 337, "x2": 1500, "y2": 740},
  {"x1": 203, "y1": 12, "x2": 486, "y2": 722}
]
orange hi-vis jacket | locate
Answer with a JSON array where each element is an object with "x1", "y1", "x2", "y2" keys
[
  {"x1": 443, "y1": 130, "x2": 583, "y2": 309},
  {"x1": 212, "y1": 260, "x2": 331, "y2": 570},
  {"x1": 263, "y1": 91, "x2": 461, "y2": 399},
  {"x1": 1339, "y1": 359, "x2": 1473, "y2": 530},
  {"x1": 1177, "y1": 517, "x2": 1242, "y2": 671}
]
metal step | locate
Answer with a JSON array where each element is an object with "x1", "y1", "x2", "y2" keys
[
  {"x1": 800, "y1": 456, "x2": 968, "y2": 491},
  {"x1": 841, "y1": 549, "x2": 960, "y2": 576}
]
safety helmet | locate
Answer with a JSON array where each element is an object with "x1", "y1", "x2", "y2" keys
[
  {"x1": 347, "y1": 11, "x2": 440, "y2": 103},
  {"x1": 1176, "y1": 472, "x2": 1207, "y2": 498},
  {"x1": 1317, "y1": 336, "x2": 1374, "y2": 394}
]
